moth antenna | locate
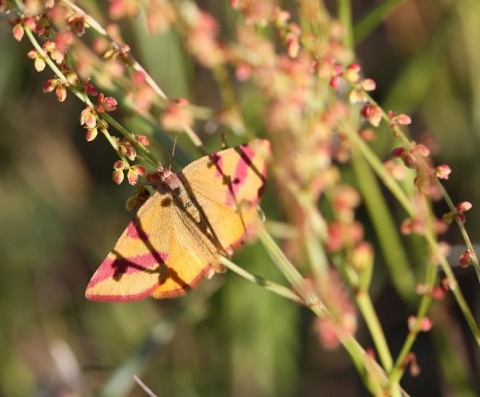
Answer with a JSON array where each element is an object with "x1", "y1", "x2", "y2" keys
[{"x1": 169, "y1": 133, "x2": 179, "y2": 171}]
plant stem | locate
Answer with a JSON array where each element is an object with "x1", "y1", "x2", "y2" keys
[
  {"x1": 220, "y1": 256, "x2": 302, "y2": 304},
  {"x1": 356, "y1": 291, "x2": 394, "y2": 371}
]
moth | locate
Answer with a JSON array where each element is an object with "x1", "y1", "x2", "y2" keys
[{"x1": 86, "y1": 139, "x2": 270, "y2": 301}]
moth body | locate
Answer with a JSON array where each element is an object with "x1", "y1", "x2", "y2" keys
[{"x1": 86, "y1": 139, "x2": 270, "y2": 301}]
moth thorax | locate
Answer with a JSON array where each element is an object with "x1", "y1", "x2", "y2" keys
[
  {"x1": 160, "y1": 168, "x2": 173, "y2": 181},
  {"x1": 152, "y1": 170, "x2": 178, "y2": 193}
]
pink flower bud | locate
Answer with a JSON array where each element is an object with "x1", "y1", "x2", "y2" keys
[
  {"x1": 132, "y1": 164, "x2": 147, "y2": 175},
  {"x1": 24, "y1": 17, "x2": 36, "y2": 30},
  {"x1": 68, "y1": 14, "x2": 87, "y2": 36},
  {"x1": 435, "y1": 164, "x2": 451, "y2": 180},
  {"x1": 456, "y1": 201, "x2": 472, "y2": 212},
  {"x1": 408, "y1": 316, "x2": 432, "y2": 332},
  {"x1": 127, "y1": 168, "x2": 139, "y2": 185},
  {"x1": 113, "y1": 160, "x2": 125, "y2": 170},
  {"x1": 349, "y1": 89, "x2": 367, "y2": 104},
  {"x1": 43, "y1": 79, "x2": 56, "y2": 93},
  {"x1": 431, "y1": 287, "x2": 445, "y2": 301},
  {"x1": 287, "y1": 35, "x2": 300, "y2": 58},
  {"x1": 329, "y1": 76, "x2": 339, "y2": 89},
  {"x1": 394, "y1": 114, "x2": 412, "y2": 125},
  {"x1": 102, "y1": 96, "x2": 117, "y2": 111},
  {"x1": 12, "y1": 23, "x2": 24, "y2": 41},
  {"x1": 120, "y1": 142, "x2": 136, "y2": 161},
  {"x1": 34, "y1": 57, "x2": 46, "y2": 72},
  {"x1": 80, "y1": 107, "x2": 97, "y2": 129},
  {"x1": 401, "y1": 218, "x2": 425, "y2": 235},
  {"x1": 459, "y1": 249, "x2": 475, "y2": 267},
  {"x1": 82, "y1": 79, "x2": 98, "y2": 96},
  {"x1": 136, "y1": 135, "x2": 150, "y2": 146},
  {"x1": 96, "y1": 93, "x2": 117, "y2": 112},
  {"x1": 55, "y1": 85, "x2": 67, "y2": 102},
  {"x1": 413, "y1": 144, "x2": 430, "y2": 157},
  {"x1": 112, "y1": 169, "x2": 124, "y2": 185},
  {"x1": 85, "y1": 127, "x2": 98, "y2": 141},
  {"x1": 343, "y1": 63, "x2": 361, "y2": 83},
  {"x1": 360, "y1": 78, "x2": 376, "y2": 91},
  {"x1": 235, "y1": 63, "x2": 252, "y2": 82},
  {"x1": 360, "y1": 104, "x2": 382, "y2": 127},
  {"x1": 391, "y1": 147, "x2": 406, "y2": 158}
]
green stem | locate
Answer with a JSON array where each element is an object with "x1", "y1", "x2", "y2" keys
[
  {"x1": 436, "y1": 183, "x2": 480, "y2": 282},
  {"x1": 220, "y1": 256, "x2": 302, "y2": 304},
  {"x1": 102, "y1": 113, "x2": 158, "y2": 166},
  {"x1": 356, "y1": 291, "x2": 394, "y2": 371},
  {"x1": 248, "y1": 227, "x2": 409, "y2": 395},
  {"x1": 389, "y1": 261, "x2": 436, "y2": 385},
  {"x1": 343, "y1": 122, "x2": 480, "y2": 342},
  {"x1": 350, "y1": 149, "x2": 416, "y2": 302},
  {"x1": 258, "y1": 227, "x2": 321, "y2": 307},
  {"x1": 429, "y1": 234, "x2": 480, "y2": 344},
  {"x1": 336, "y1": 0, "x2": 354, "y2": 54},
  {"x1": 341, "y1": 122, "x2": 414, "y2": 213},
  {"x1": 22, "y1": 24, "x2": 92, "y2": 105}
]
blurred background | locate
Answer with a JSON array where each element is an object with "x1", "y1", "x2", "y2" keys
[{"x1": 1, "y1": 0, "x2": 480, "y2": 396}]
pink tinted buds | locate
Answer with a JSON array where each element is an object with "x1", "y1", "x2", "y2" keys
[
  {"x1": 412, "y1": 144, "x2": 430, "y2": 157},
  {"x1": 286, "y1": 33, "x2": 300, "y2": 58},
  {"x1": 360, "y1": 79, "x2": 376, "y2": 91},
  {"x1": 361, "y1": 104, "x2": 382, "y2": 127},
  {"x1": 28, "y1": 50, "x2": 46, "y2": 71},
  {"x1": 43, "y1": 40, "x2": 65, "y2": 64},
  {"x1": 235, "y1": 63, "x2": 252, "y2": 82},
  {"x1": 96, "y1": 93, "x2": 117, "y2": 112},
  {"x1": 112, "y1": 161, "x2": 126, "y2": 184},
  {"x1": 329, "y1": 76, "x2": 340, "y2": 89},
  {"x1": 400, "y1": 218, "x2": 425, "y2": 236},
  {"x1": 391, "y1": 145, "x2": 429, "y2": 169},
  {"x1": 119, "y1": 141, "x2": 136, "y2": 161},
  {"x1": 408, "y1": 316, "x2": 432, "y2": 332},
  {"x1": 445, "y1": 201, "x2": 473, "y2": 224},
  {"x1": 112, "y1": 161, "x2": 146, "y2": 186},
  {"x1": 343, "y1": 63, "x2": 361, "y2": 83},
  {"x1": 12, "y1": 23, "x2": 24, "y2": 41},
  {"x1": 435, "y1": 164, "x2": 451, "y2": 180},
  {"x1": 459, "y1": 249, "x2": 475, "y2": 268},
  {"x1": 82, "y1": 79, "x2": 98, "y2": 96},
  {"x1": 80, "y1": 106, "x2": 97, "y2": 129},
  {"x1": 43, "y1": 79, "x2": 67, "y2": 102},
  {"x1": 136, "y1": 134, "x2": 150, "y2": 146},
  {"x1": 391, "y1": 113, "x2": 412, "y2": 126},
  {"x1": 67, "y1": 13, "x2": 87, "y2": 36},
  {"x1": 456, "y1": 201, "x2": 472, "y2": 212},
  {"x1": 127, "y1": 165, "x2": 147, "y2": 185},
  {"x1": 85, "y1": 127, "x2": 98, "y2": 142},
  {"x1": 455, "y1": 201, "x2": 472, "y2": 223},
  {"x1": 113, "y1": 160, "x2": 125, "y2": 170}
]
